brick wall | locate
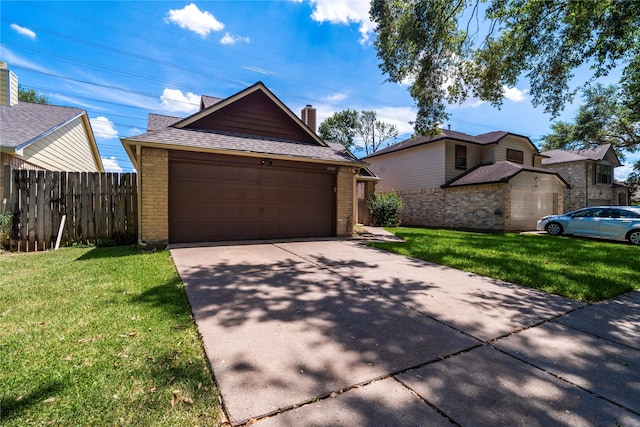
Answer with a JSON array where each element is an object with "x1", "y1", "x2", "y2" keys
[
  {"x1": 443, "y1": 184, "x2": 511, "y2": 231},
  {"x1": 140, "y1": 147, "x2": 168, "y2": 246},
  {"x1": 336, "y1": 166, "x2": 355, "y2": 236},
  {"x1": 395, "y1": 188, "x2": 445, "y2": 226},
  {"x1": 392, "y1": 184, "x2": 511, "y2": 231}
]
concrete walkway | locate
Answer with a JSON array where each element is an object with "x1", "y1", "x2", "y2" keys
[{"x1": 170, "y1": 238, "x2": 640, "y2": 426}]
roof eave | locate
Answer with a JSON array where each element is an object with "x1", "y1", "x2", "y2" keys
[{"x1": 120, "y1": 138, "x2": 366, "y2": 168}]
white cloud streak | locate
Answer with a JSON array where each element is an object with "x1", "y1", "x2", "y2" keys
[
  {"x1": 10, "y1": 23, "x2": 36, "y2": 39},
  {"x1": 165, "y1": 3, "x2": 224, "y2": 37},
  {"x1": 221, "y1": 32, "x2": 250, "y2": 45}
]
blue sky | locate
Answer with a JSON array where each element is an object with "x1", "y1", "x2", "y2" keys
[{"x1": 1, "y1": 1, "x2": 636, "y2": 179}]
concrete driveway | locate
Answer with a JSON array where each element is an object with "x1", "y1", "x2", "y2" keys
[{"x1": 170, "y1": 239, "x2": 640, "y2": 426}]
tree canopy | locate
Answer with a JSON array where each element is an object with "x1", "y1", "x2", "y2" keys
[
  {"x1": 371, "y1": 0, "x2": 640, "y2": 136},
  {"x1": 318, "y1": 109, "x2": 359, "y2": 151},
  {"x1": 18, "y1": 85, "x2": 49, "y2": 104},
  {"x1": 318, "y1": 110, "x2": 398, "y2": 155},
  {"x1": 541, "y1": 84, "x2": 639, "y2": 165}
]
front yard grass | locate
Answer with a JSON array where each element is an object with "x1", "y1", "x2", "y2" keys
[
  {"x1": 371, "y1": 228, "x2": 639, "y2": 303},
  {"x1": 0, "y1": 246, "x2": 220, "y2": 426}
]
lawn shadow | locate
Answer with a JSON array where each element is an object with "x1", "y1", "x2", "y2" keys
[{"x1": 1, "y1": 378, "x2": 67, "y2": 423}]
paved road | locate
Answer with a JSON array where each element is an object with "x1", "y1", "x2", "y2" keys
[{"x1": 170, "y1": 239, "x2": 640, "y2": 426}]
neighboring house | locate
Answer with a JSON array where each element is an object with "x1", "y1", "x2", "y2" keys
[
  {"x1": 540, "y1": 144, "x2": 630, "y2": 211},
  {"x1": 364, "y1": 129, "x2": 569, "y2": 231},
  {"x1": 0, "y1": 64, "x2": 104, "y2": 205},
  {"x1": 121, "y1": 82, "x2": 374, "y2": 246}
]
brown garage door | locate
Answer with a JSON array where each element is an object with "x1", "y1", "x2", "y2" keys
[{"x1": 169, "y1": 153, "x2": 336, "y2": 243}]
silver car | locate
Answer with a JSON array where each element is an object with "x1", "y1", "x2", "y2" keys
[{"x1": 536, "y1": 206, "x2": 640, "y2": 245}]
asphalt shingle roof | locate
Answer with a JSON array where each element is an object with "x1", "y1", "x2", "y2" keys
[
  {"x1": 443, "y1": 161, "x2": 566, "y2": 188},
  {"x1": 363, "y1": 129, "x2": 527, "y2": 159},
  {"x1": 126, "y1": 127, "x2": 361, "y2": 164},
  {"x1": 147, "y1": 113, "x2": 182, "y2": 131},
  {"x1": 0, "y1": 102, "x2": 84, "y2": 148},
  {"x1": 541, "y1": 144, "x2": 614, "y2": 165}
]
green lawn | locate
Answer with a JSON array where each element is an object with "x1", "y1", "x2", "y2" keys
[
  {"x1": 371, "y1": 228, "x2": 639, "y2": 303},
  {"x1": 0, "y1": 246, "x2": 221, "y2": 426}
]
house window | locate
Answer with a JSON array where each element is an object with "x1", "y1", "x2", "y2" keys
[
  {"x1": 455, "y1": 145, "x2": 467, "y2": 169},
  {"x1": 595, "y1": 164, "x2": 612, "y2": 185},
  {"x1": 507, "y1": 149, "x2": 524, "y2": 164}
]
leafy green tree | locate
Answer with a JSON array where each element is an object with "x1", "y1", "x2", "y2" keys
[
  {"x1": 371, "y1": 0, "x2": 640, "y2": 135},
  {"x1": 18, "y1": 85, "x2": 49, "y2": 104},
  {"x1": 318, "y1": 110, "x2": 398, "y2": 155},
  {"x1": 626, "y1": 171, "x2": 640, "y2": 204},
  {"x1": 541, "y1": 85, "x2": 639, "y2": 158},
  {"x1": 356, "y1": 110, "x2": 398, "y2": 155},
  {"x1": 318, "y1": 109, "x2": 359, "y2": 150}
]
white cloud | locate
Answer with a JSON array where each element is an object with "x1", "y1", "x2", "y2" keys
[
  {"x1": 10, "y1": 23, "x2": 36, "y2": 40},
  {"x1": 323, "y1": 92, "x2": 348, "y2": 103},
  {"x1": 503, "y1": 86, "x2": 527, "y2": 102},
  {"x1": 160, "y1": 88, "x2": 200, "y2": 114},
  {"x1": 128, "y1": 128, "x2": 144, "y2": 137},
  {"x1": 375, "y1": 106, "x2": 417, "y2": 136},
  {"x1": 307, "y1": 0, "x2": 375, "y2": 44},
  {"x1": 165, "y1": 3, "x2": 224, "y2": 37},
  {"x1": 101, "y1": 156, "x2": 124, "y2": 173},
  {"x1": 90, "y1": 116, "x2": 119, "y2": 140},
  {"x1": 221, "y1": 32, "x2": 250, "y2": 45}
]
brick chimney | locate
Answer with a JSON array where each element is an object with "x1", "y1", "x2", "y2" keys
[
  {"x1": 301, "y1": 104, "x2": 316, "y2": 133},
  {"x1": 0, "y1": 62, "x2": 19, "y2": 107}
]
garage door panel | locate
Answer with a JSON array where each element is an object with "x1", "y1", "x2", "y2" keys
[{"x1": 170, "y1": 159, "x2": 335, "y2": 242}]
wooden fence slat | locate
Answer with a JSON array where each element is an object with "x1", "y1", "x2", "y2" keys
[
  {"x1": 27, "y1": 170, "x2": 37, "y2": 246},
  {"x1": 48, "y1": 172, "x2": 59, "y2": 247},
  {"x1": 86, "y1": 173, "x2": 95, "y2": 241},
  {"x1": 118, "y1": 174, "x2": 126, "y2": 236},
  {"x1": 60, "y1": 172, "x2": 69, "y2": 246},
  {"x1": 35, "y1": 171, "x2": 46, "y2": 249},
  {"x1": 93, "y1": 173, "x2": 102, "y2": 239},
  {"x1": 17, "y1": 170, "x2": 28, "y2": 245}
]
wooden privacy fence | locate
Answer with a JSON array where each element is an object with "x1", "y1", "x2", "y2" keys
[{"x1": 4, "y1": 169, "x2": 137, "y2": 251}]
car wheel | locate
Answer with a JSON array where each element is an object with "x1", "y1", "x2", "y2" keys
[
  {"x1": 628, "y1": 230, "x2": 640, "y2": 246},
  {"x1": 546, "y1": 223, "x2": 563, "y2": 236}
]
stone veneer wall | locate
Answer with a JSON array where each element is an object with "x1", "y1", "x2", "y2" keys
[{"x1": 542, "y1": 161, "x2": 620, "y2": 211}]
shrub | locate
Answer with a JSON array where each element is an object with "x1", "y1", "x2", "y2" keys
[
  {"x1": 368, "y1": 191, "x2": 403, "y2": 226},
  {"x1": 0, "y1": 212, "x2": 12, "y2": 248}
]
